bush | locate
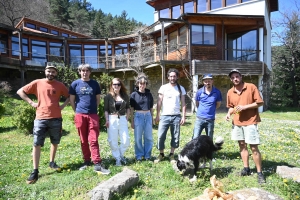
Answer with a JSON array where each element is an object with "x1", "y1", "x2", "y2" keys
[
  {"x1": 0, "y1": 81, "x2": 12, "y2": 96},
  {"x1": 98, "y1": 98, "x2": 106, "y2": 131},
  {"x1": 0, "y1": 103, "x2": 5, "y2": 118},
  {"x1": 12, "y1": 102, "x2": 36, "y2": 135}
]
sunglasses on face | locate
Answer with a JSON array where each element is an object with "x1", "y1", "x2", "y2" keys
[{"x1": 113, "y1": 83, "x2": 121, "y2": 86}]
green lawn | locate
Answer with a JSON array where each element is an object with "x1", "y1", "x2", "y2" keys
[{"x1": 0, "y1": 96, "x2": 299, "y2": 200}]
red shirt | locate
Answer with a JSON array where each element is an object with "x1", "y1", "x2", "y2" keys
[
  {"x1": 227, "y1": 82, "x2": 263, "y2": 126},
  {"x1": 23, "y1": 79, "x2": 69, "y2": 119}
]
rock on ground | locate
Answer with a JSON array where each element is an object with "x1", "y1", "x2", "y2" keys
[
  {"x1": 88, "y1": 167, "x2": 139, "y2": 200},
  {"x1": 276, "y1": 165, "x2": 300, "y2": 183}
]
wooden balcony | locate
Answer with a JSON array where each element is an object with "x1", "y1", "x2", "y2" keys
[{"x1": 192, "y1": 60, "x2": 265, "y2": 76}]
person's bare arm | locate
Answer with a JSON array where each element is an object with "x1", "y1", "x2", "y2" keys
[
  {"x1": 16, "y1": 88, "x2": 37, "y2": 108},
  {"x1": 180, "y1": 94, "x2": 186, "y2": 125},
  {"x1": 155, "y1": 93, "x2": 163, "y2": 124},
  {"x1": 69, "y1": 95, "x2": 76, "y2": 111}
]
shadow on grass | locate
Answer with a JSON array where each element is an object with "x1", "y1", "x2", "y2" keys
[
  {"x1": 267, "y1": 107, "x2": 300, "y2": 112},
  {"x1": 0, "y1": 126, "x2": 16, "y2": 133}
]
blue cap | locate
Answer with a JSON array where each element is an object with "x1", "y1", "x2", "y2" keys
[{"x1": 203, "y1": 74, "x2": 213, "y2": 80}]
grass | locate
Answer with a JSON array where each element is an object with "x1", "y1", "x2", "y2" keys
[{"x1": 0, "y1": 95, "x2": 300, "y2": 200}]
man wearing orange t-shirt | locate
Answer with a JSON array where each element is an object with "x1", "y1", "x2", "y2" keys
[
  {"x1": 17, "y1": 62, "x2": 69, "y2": 184},
  {"x1": 225, "y1": 69, "x2": 266, "y2": 184}
]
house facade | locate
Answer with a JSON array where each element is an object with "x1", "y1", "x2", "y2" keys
[{"x1": 0, "y1": 0, "x2": 278, "y2": 111}]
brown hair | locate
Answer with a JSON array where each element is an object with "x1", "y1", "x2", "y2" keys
[
  {"x1": 109, "y1": 78, "x2": 128, "y2": 99},
  {"x1": 135, "y1": 73, "x2": 149, "y2": 86}
]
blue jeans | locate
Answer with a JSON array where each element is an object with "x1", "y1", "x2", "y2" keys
[
  {"x1": 134, "y1": 112, "x2": 153, "y2": 159},
  {"x1": 192, "y1": 117, "x2": 215, "y2": 139},
  {"x1": 157, "y1": 115, "x2": 181, "y2": 150}
]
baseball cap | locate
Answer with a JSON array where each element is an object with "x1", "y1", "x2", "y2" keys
[
  {"x1": 228, "y1": 69, "x2": 241, "y2": 77},
  {"x1": 45, "y1": 62, "x2": 57, "y2": 71},
  {"x1": 202, "y1": 74, "x2": 213, "y2": 80}
]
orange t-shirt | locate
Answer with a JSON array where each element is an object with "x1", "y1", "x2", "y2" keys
[
  {"x1": 22, "y1": 79, "x2": 69, "y2": 119},
  {"x1": 226, "y1": 82, "x2": 263, "y2": 126}
]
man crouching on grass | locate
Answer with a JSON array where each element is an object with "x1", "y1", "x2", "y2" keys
[{"x1": 17, "y1": 62, "x2": 69, "y2": 184}]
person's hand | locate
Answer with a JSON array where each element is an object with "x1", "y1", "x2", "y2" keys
[
  {"x1": 30, "y1": 102, "x2": 38, "y2": 108},
  {"x1": 131, "y1": 121, "x2": 134, "y2": 129},
  {"x1": 155, "y1": 115, "x2": 160, "y2": 125},
  {"x1": 225, "y1": 113, "x2": 231, "y2": 121},
  {"x1": 180, "y1": 117, "x2": 185, "y2": 125},
  {"x1": 105, "y1": 121, "x2": 109, "y2": 128}
]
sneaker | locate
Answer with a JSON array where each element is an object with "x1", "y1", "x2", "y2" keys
[
  {"x1": 116, "y1": 159, "x2": 122, "y2": 166},
  {"x1": 154, "y1": 154, "x2": 164, "y2": 163},
  {"x1": 120, "y1": 157, "x2": 127, "y2": 165},
  {"x1": 49, "y1": 161, "x2": 61, "y2": 171},
  {"x1": 94, "y1": 163, "x2": 110, "y2": 175},
  {"x1": 79, "y1": 161, "x2": 92, "y2": 170},
  {"x1": 240, "y1": 168, "x2": 251, "y2": 176},
  {"x1": 169, "y1": 154, "x2": 175, "y2": 163},
  {"x1": 258, "y1": 173, "x2": 266, "y2": 184},
  {"x1": 26, "y1": 171, "x2": 38, "y2": 184}
]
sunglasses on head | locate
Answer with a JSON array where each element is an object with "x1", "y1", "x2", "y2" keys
[{"x1": 113, "y1": 83, "x2": 121, "y2": 86}]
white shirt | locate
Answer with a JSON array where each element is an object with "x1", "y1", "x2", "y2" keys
[{"x1": 158, "y1": 83, "x2": 186, "y2": 115}]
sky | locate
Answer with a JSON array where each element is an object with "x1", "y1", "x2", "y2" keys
[
  {"x1": 88, "y1": 0, "x2": 295, "y2": 26},
  {"x1": 88, "y1": 0, "x2": 155, "y2": 25}
]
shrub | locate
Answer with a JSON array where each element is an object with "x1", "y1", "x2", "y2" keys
[
  {"x1": 98, "y1": 97, "x2": 106, "y2": 131},
  {"x1": 0, "y1": 103, "x2": 5, "y2": 118},
  {"x1": 12, "y1": 102, "x2": 36, "y2": 135},
  {"x1": 0, "y1": 81, "x2": 12, "y2": 96},
  {"x1": 55, "y1": 64, "x2": 79, "y2": 87}
]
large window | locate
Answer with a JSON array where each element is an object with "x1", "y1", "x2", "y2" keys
[
  {"x1": 179, "y1": 26, "x2": 187, "y2": 45},
  {"x1": 84, "y1": 45, "x2": 98, "y2": 69},
  {"x1": 169, "y1": 31, "x2": 177, "y2": 52},
  {"x1": 69, "y1": 44, "x2": 82, "y2": 67},
  {"x1": 197, "y1": 0, "x2": 206, "y2": 12},
  {"x1": 184, "y1": 1, "x2": 194, "y2": 13},
  {"x1": 115, "y1": 44, "x2": 127, "y2": 55},
  {"x1": 211, "y1": 0, "x2": 222, "y2": 10},
  {"x1": 227, "y1": 30, "x2": 257, "y2": 61},
  {"x1": 159, "y1": 8, "x2": 169, "y2": 18},
  {"x1": 12, "y1": 36, "x2": 29, "y2": 57},
  {"x1": 49, "y1": 42, "x2": 63, "y2": 56},
  {"x1": 191, "y1": 25, "x2": 215, "y2": 45},
  {"x1": 172, "y1": 5, "x2": 181, "y2": 19},
  {"x1": 0, "y1": 34, "x2": 8, "y2": 54},
  {"x1": 32, "y1": 40, "x2": 46, "y2": 65}
]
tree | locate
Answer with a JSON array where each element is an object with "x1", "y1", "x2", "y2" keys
[
  {"x1": 271, "y1": 3, "x2": 300, "y2": 107},
  {"x1": 49, "y1": 0, "x2": 73, "y2": 29}
]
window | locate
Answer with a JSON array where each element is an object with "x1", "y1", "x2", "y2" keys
[
  {"x1": 99, "y1": 45, "x2": 107, "y2": 68},
  {"x1": 227, "y1": 30, "x2": 257, "y2": 61},
  {"x1": 84, "y1": 45, "x2": 98, "y2": 68},
  {"x1": 172, "y1": 5, "x2": 181, "y2": 19},
  {"x1": 191, "y1": 25, "x2": 215, "y2": 45},
  {"x1": 26, "y1": 23, "x2": 36, "y2": 29},
  {"x1": 184, "y1": 1, "x2": 194, "y2": 13},
  {"x1": 49, "y1": 42, "x2": 63, "y2": 56},
  {"x1": 211, "y1": 0, "x2": 222, "y2": 10},
  {"x1": 71, "y1": 36, "x2": 77, "y2": 38},
  {"x1": 115, "y1": 43, "x2": 127, "y2": 55},
  {"x1": 11, "y1": 36, "x2": 29, "y2": 57},
  {"x1": 169, "y1": 31, "x2": 177, "y2": 52},
  {"x1": 32, "y1": 40, "x2": 47, "y2": 65},
  {"x1": 179, "y1": 26, "x2": 187, "y2": 45},
  {"x1": 51, "y1": 30, "x2": 59, "y2": 35},
  {"x1": 0, "y1": 34, "x2": 8, "y2": 54},
  {"x1": 197, "y1": 0, "x2": 206, "y2": 12},
  {"x1": 69, "y1": 44, "x2": 82, "y2": 67},
  {"x1": 226, "y1": 0, "x2": 237, "y2": 6},
  {"x1": 242, "y1": 0, "x2": 252, "y2": 2},
  {"x1": 62, "y1": 33, "x2": 69, "y2": 37},
  {"x1": 39, "y1": 27, "x2": 48, "y2": 33},
  {"x1": 159, "y1": 8, "x2": 169, "y2": 18}
]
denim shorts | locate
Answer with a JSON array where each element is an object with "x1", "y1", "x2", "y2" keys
[
  {"x1": 231, "y1": 124, "x2": 260, "y2": 145},
  {"x1": 33, "y1": 118, "x2": 63, "y2": 146}
]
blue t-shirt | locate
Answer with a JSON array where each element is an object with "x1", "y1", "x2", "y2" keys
[
  {"x1": 195, "y1": 86, "x2": 222, "y2": 120},
  {"x1": 69, "y1": 79, "x2": 101, "y2": 114}
]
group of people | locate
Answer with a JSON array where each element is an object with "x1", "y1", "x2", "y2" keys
[{"x1": 17, "y1": 62, "x2": 265, "y2": 185}]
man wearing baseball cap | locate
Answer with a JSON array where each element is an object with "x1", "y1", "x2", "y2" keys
[
  {"x1": 192, "y1": 73, "x2": 222, "y2": 140},
  {"x1": 225, "y1": 69, "x2": 266, "y2": 184},
  {"x1": 17, "y1": 62, "x2": 69, "y2": 184}
]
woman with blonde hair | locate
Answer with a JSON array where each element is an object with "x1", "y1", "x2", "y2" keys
[
  {"x1": 104, "y1": 78, "x2": 130, "y2": 166},
  {"x1": 130, "y1": 73, "x2": 154, "y2": 161}
]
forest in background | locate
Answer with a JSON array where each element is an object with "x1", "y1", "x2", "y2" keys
[{"x1": 0, "y1": 0, "x2": 145, "y2": 38}]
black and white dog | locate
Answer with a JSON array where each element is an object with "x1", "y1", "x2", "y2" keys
[{"x1": 177, "y1": 135, "x2": 224, "y2": 181}]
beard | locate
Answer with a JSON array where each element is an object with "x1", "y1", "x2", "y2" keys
[{"x1": 46, "y1": 74, "x2": 57, "y2": 80}]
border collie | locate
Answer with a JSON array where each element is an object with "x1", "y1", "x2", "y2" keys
[{"x1": 177, "y1": 135, "x2": 224, "y2": 182}]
